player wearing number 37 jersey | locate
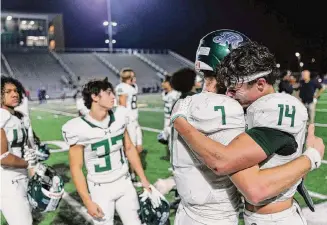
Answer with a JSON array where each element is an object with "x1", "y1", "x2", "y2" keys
[{"x1": 62, "y1": 78, "x2": 161, "y2": 225}]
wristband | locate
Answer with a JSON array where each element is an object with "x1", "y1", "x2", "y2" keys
[{"x1": 303, "y1": 147, "x2": 321, "y2": 171}]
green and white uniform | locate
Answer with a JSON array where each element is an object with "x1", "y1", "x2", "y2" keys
[
  {"x1": 172, "y1": 93, "x2": 245, "y2": 225},
  {"x1": 245, "y1": 93, "x2": 308, "y2": 225},
  {"x1": 115, "y1": 83, "x2": 142, "y2": 146},
  {"x1": 62, "y1": 106, "x2": 141, "y2": 225},
  {"x1": 1, "y1": 108, "x2": 32, "y2": 225}
]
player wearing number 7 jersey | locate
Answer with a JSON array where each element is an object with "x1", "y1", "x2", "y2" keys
[
  {"x1": 172, "y1": 39, "x2": 325, "y2": 225},
  {"x1": 62, "y1": 78, "x2": 161, "y2": 225}
]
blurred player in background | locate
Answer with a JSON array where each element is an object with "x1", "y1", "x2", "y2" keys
[
  {"x1": 157, "y1": 75, "x2": 180, "y2": 161},
  {"x1": 298, "y1": 70, "x2": 325, "y2": 123},
  {"x1": 115, "y1": 68, "x2": 147, "y2": 185}
]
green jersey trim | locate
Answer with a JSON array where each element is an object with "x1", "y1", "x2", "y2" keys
[
  {"x1": 81, "y1": 110, "x2": 116, "y2": 129},
  {"x1": 246, "y1": 127, "x2": 298, "y2": 157}
]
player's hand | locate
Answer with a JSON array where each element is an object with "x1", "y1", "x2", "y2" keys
[
  {"x1": 170, "y1": 97, "x2": 192, "y2": 125},
  {"x1": 141, "y1": 179, "x2": 151, "y2": 192},
  {"x1": 85, "y1": 200, "x2": 104, "y2": 219},
  {"x1": 24, "y1": 146, "x2": 37, "y2": 169},
  {"x1": 306, "y1": 124, "x2": 325, "y2": 158}
]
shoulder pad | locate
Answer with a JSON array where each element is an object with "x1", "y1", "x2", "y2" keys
[
  {"x1": 246, "y1": 93, "x2": 308, "y2": 134},
  {"x1": 62, "y1": 118, "x2": 86, "y2": 146},
  {"x1": 188, "y1": 92, "x2": 245, "y2": 133},
  {"x1": 0, "y1": 108, "x2": 11, "y2": 129}
]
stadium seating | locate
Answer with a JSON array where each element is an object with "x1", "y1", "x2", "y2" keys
[
  {"x1": 100, "y1": 53, "x2": 162, "y2": 89},
  {"x1": 58, "y1": 53, "x2": 119, "y2": 86},
  {"x1": 4, "y1": 52, "x2": 69, "y2": 99},
  {"x1": 141, "y1": 53, "x2": 191, "y2": 74},
  {"x1": 1, "y1": 50, "x2": 193, "y2": 99}
]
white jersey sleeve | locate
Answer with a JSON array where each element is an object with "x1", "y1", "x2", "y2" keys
[
  {"x1": 0, "y1": 108, "x2": 11, "y2": 129},
  {"x1": 62, "y1": 118, "x2": 86, "y2": 146}
]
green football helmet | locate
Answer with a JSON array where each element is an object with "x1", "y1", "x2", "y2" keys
[
  {"x1": 195, "y1": 29, "x2": 251, "y2": 74},
  {"x1": 138, "y1": 193, "x2": 170, "y2": 225},
  {"x1": 27, "y1": 164, "x2": 64, "y2": 213},
  {"x1": 35, "y1": 143, "x2": 50, "y2": 161}
]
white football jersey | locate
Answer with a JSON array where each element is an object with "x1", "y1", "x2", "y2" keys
[
  {"x1": 162, "y1": 90, "x2": 181, "y2": 119},
  {"x1": 0, "y1": 109, "x2": 29, "y2": 177},
  {"x1": 62, "y1": 107, "x2": 129, "y2": 183},
  {"x1": 246, "y1": 93, "x2": 308, "y2": 205},
  {"x1": 115, "y1": 83, "x2": 138, "y2": 121},
  {"x1": 171, "y1": 92, "x2": 245, "y2": 222}
]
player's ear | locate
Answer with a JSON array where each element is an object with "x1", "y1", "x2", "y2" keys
[
  {"x1": 256, "y1": 78, "x2": 267, "y2": 92},
  {"x1": 91, "y1": 93, "x2": 99, "y2": 103}
]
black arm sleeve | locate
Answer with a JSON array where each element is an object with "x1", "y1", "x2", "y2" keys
[{"x1": 246, "y1": 127, "x2": 298, "y2": 157}]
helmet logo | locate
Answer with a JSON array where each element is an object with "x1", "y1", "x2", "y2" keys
[{"x1": 213, "y1": 32, "x2": 243, "y2": 49}]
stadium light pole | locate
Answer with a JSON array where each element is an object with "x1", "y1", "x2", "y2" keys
[{"x1": 106, "y1": 0, "x2": 113, "y2": 52}]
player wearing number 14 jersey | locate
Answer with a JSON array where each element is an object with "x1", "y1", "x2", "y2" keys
[{"x1": 62, "y1": 78, "x2": 161, "y2": 225}]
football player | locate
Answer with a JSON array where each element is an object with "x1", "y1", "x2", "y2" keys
[
  {"x1": 172, "y1": 37, "x2": 325, "y2": 225},
  {"x1": 1, "y1": 76, "x2": 40, "y2": 225},
  {"x1": 171, "y1": 30, "x2": 249, "y2": 225},
  {"x1": 157, "y1": 75, "x2": 181, "y2": 159},
  {"x1": 62, "y1": 78, "x2": 162, "y2": 225}
]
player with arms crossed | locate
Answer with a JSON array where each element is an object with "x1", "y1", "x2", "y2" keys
[
  {"x1": 172, "y1": 38, "x2": 325, "y2": 224},
  {"x1": 62, "y1": 78, "x2": 162, "y2": 225}
]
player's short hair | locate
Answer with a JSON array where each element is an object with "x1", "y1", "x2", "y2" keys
[
  {"x1": 82, "y1": 77, "x2": 114, "y2": 109},
  {"x1": 163, "y1": 75, "x2": 172, "y2": 83},
  {"x1": 217, "y1": 41, "x2": 279, "y2": 87},
  {"x1": 171, "y1": 68, "x2": 196, "y2": 93},
  {"x1": 120, "y1": 67, "x2": 134, "y2": 82},
  {"x1": 1, "y1": 76, "x2": 25, "y2": 105}
]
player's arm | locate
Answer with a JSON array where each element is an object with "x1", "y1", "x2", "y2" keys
[
  {"x1": 230, "y1": 125, "x2": 323, "y2": 204},
  {"x1": 123, "y1": 130, "x2": 150, "y2": 190},
  {"x1": 0, "y1": 128, "x2": 28, "y2": 168},
  {"x1": 173, "y1": 118, "x2": 267, "y2": 175},
  {"x1": 69, "y1": 144, "x2": 104, "y2": 218},
  {"x1": 69, "y1": 144, "x2": 91, "y2": 206},
  {"x1": 230, "y1": 158, "x2": 311, "y2": 204},
  {"x1": 118, "y1": 95, "x2": 127, "y2": 107}
]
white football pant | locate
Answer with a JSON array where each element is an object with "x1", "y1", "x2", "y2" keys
[
  {"x1": 175, "y1": 204, "x2": 238, "y2": 225},
  {"x1": 1, "y1": 172, "x2": 32, "y2": 225},
  {"x1": 127, "y1": 120, "x2": 142, "y2": 146},
  {"x1": 244, "y1": 201, "x2": 307, "y2": 225},
  {"x1": 87, "y1": 175, "x2": 141, "y2": 225}
]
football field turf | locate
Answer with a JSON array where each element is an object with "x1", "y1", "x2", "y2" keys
[{"x1": 1, "y1": 93, "x2": 327, "y2": 225}]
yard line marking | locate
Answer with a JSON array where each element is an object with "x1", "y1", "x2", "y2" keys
[
  {"x1": 308, "y1": 191, "x2": 327, "y2": 200},
  {"x1": 322, "y1": 160, "x2": 327, "y2": 164},
  {"x1": 315, "y1": 123, "x2": 327, "y2": 128},
  {"x1": 62, "y1": 192, "x2": 94, "y2": 223},
  {"x1": 316, "y1": 109, "x2": 327, "y2": 112}
]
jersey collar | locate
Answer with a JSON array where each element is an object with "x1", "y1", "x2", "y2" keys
[{"x1": 81, "y1": 110, "x2": 115, "y2": 129}]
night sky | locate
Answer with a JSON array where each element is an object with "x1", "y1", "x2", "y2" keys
[{"x1": 2, "y1": 0, "x2": 326, "y2": 73}]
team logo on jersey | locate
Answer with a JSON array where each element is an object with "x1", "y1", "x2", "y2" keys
[{"x1": 213, "y1": 32, "x2": 243, "y2": 49}]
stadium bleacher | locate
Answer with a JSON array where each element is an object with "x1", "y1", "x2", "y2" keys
[
  {"x1": 142, "y1": 53, "x2": 191, "y2": 74},
  {"x1": 100, "y1": 53, "x2": 162, "y2": 89},
  {"x1": 4, "y1": 52, "x2": 70, "y2": 99},
  {"x1": 58, "y1": 52, "x2": 119, "y2": 86},
  {"x1": 2, "y1": 49, "x2": 193, "y2": 99}
]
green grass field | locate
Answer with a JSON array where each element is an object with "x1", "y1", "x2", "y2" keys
[{"x1": 1, "y1": 93, "x2": 327, "y2": 225}]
